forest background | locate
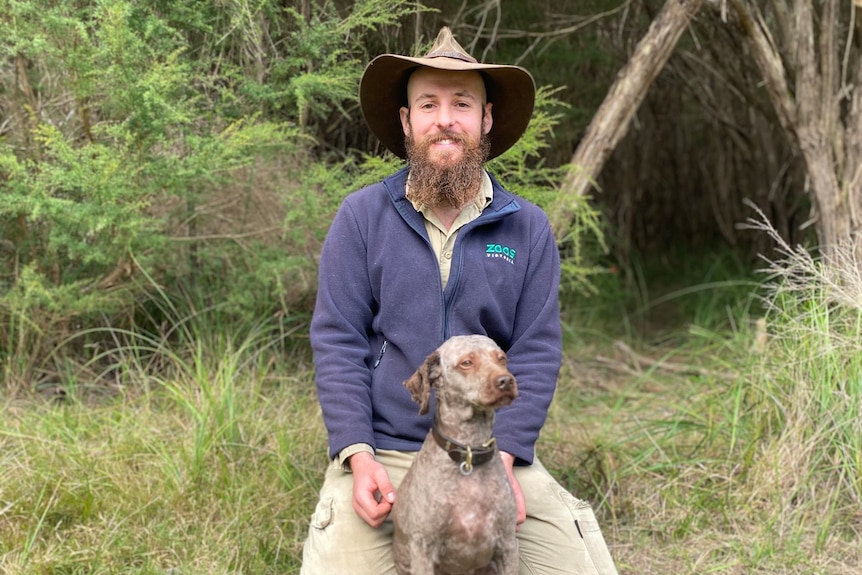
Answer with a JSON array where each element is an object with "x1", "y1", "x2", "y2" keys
[{"x1": 2, "y1": 0, "x2": 862, "y2": 573}]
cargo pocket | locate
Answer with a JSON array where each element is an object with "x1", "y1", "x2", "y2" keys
[
  {"x1": 555, "y1": 489, "x2": 619, "y2": 575},
  {"x1": 310, "y1": 497, "x2": 334, "y2": 530}
]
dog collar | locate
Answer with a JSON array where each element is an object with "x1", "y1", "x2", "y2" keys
[{"x1": 431, "y1": 423, "x2": 497, "y2": 476}]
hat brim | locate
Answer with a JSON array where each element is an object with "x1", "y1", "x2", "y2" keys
[{"x1": 360, "y1": 54, "x2": 536, "y2": 160}]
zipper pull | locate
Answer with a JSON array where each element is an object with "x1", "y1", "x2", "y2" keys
[{"x1": 373, "y1": 340, "x2": 388, "y2": 368}]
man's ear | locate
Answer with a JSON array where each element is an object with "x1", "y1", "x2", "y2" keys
[
  {"x1": 400, "y1": 106, "x2": 411, "y2": 136},
  {"x1": 482, "y1": 102, "x2": 493, "y2": 135}
]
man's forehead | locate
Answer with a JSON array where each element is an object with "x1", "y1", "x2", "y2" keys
[{"x1": 406, "y1": 68, "x2": 486, "y2": 98}]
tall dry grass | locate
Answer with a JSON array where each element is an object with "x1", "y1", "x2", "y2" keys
[
  {"x1": 0, "y1": 313, "x2": 325, "y2": 574},
  {"x1": 541, "y1": 209, "x2": 862, "y2": 573}
]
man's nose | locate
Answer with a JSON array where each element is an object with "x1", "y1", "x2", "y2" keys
[{"x1": 435, "y1": 105, "x2": 454, "y2": 128}]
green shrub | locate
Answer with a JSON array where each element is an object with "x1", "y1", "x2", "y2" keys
[{"x1": 0, "y1": 0, "x2": 431, "y2": 385}]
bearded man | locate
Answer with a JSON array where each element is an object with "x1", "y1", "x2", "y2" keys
[{"x1": 300, "y1": 27, "x2": 618, "y2": 575}]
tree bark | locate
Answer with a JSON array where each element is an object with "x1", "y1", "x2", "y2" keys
[
  {"x1": 550, "y1": 0, "x2": 707, "y2": 239},
  {"x1": 728, "y1": 0, "x2": 862, "y2": 258}
]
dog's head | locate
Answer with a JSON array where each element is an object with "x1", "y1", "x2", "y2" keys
[{"x1": 403, "y1": 335, "x2": 517, "y2": 415}]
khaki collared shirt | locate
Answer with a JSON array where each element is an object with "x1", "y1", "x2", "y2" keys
[
  {"x1": 407, "y1": 171, "x2": 493, "y2": 289},
  {"x1": 336, "y1": 170, "x2": 493, "y2": 468}
]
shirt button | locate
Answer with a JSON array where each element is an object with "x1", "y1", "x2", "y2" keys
[{"x1": 444, "y1": 251, "x2": 452, "y2": 260}]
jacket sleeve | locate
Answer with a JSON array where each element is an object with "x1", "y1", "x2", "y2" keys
[
  {"x1": 310, "y1": 197, "x2": 378, "y2": 459},
  {"x1": 493, "y1": 216, "x2": 562, "y2": 465}
]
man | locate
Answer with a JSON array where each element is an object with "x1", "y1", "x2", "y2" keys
[{"x1": 301, "y1": 27, "x2": 617, "y2": 575}]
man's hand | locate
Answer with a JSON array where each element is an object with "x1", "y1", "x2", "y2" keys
[
  {"x1": 348, "y1": 451, "x2": 396, "y2": 528},
  {"x1": 500, "y1": 451, "x2": 527, "y2": 531}
]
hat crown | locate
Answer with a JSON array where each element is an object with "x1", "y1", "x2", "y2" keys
[{"x1": 424, "y1": 27, "x2": 477, "y2": 64}]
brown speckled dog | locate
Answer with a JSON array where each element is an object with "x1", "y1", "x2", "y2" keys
[{"x1": 393, "y1": 335, "x2": 519, "y2": 575}]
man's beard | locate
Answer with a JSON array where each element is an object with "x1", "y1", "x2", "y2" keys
[{"x1": 405, "y1": 129, "x2": 491, "y2": 209}]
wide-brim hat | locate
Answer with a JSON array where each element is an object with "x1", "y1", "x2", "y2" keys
[{"x1": 360, "y1": 27, "x2": 535, "y2": 160}]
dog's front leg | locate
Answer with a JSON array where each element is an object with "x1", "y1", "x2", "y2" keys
[
  {"x1": 497, "y1": 539, "x2": 520, "y2": 575},
  {"x1": 396, "y1": 538, "x2": 437, "y2": 575}
]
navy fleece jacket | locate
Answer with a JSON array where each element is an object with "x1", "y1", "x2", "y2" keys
[{"x1": 310, "y1": 166, "x2": 562, "y2": 465}]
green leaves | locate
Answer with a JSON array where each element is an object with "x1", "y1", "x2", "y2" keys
[{"x1": 489, "y1": 85, "x2": 607, "y2": 294}]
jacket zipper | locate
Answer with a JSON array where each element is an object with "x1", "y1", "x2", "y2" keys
[
  {"x1": 391, "y1": 181, "x2": 517, "y2": 344},
  {"x1": 373, "y1": 339, "x2": 388, "y2": 369}
]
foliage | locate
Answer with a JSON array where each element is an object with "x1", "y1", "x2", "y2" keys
[
  {"x1": 0, "y1": 0, "x2": 433, "y2": 385},
  {"x1": 274, "y1": 1, "x2": 426, "y2": 125},
  {"x1": 487, "y1": 85, "x2": 607, "y2": 296}
]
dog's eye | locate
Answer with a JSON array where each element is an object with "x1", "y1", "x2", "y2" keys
[{"x1": 460, "y1": 360, "x2": 473, "y2": 368}]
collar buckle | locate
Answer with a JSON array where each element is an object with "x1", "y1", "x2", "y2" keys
[{"x1": 431, "y1": 422, "x2": 497, "y2": 475}]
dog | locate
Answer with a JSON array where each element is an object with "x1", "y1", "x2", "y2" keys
[{"x1": 392, "y1": 334, "x2": 519, "y2": 574}]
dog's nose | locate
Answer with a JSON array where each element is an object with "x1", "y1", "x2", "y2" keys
[{"x1": 496, "y1": 375, "x2": 515, "y2": 391}]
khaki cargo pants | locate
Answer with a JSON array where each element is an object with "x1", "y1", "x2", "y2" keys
[{"x1": 301, "y1": 450, "x2": 618, "y2": 575}]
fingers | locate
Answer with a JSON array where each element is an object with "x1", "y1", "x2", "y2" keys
[
  {"x1": 350, "y1": 454, "x2": 396, "y2": 528},
  {"x1": 512, "y1": 479, "x2": 527, "y2": 530},
  {"x1": 500, "y1": 451, "x2": 526, "y2": 532},
  {"x1": 353, "y1": 488, "x2": 392, "y2": 528},
  {"x1": 373, "y1": 466, "x2": 397, "y2": 505},
  {"x1": 506, "y1": 469, "x2": 526, "y2": 531}
]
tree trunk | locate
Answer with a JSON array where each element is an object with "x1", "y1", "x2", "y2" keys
[
  {"x1": 550, "y1": 0, "x2": 707, "y2": 239},
  {"x1": 727, "y1": 0, "x2": 862, "y2": 259}
]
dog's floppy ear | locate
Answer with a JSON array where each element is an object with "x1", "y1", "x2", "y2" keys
[{"x1": 403, "y1": 350, "x2": 441, "y2": 415}]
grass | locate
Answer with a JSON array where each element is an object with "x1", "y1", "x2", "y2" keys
[
  {"x1": 3, "y1": 232, "x2": 862, "y2": 573},
  {"x1": 0, "y1": 320, "x2": 325, "y2": 574},
  {"x1": 546, "y1": 233, "x2": 862, "y2": 572}
]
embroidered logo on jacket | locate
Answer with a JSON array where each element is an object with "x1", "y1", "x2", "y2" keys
[{"x1": 486, "y1": 243, "x2": 516, "y2": 265}]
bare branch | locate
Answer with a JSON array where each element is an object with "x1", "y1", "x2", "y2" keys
[
  {"x1": 550, "y1": 0, "x2": 707, "y2": 239},
  {"x1": 821, "y1": 2, "x2": 840, "y2": 129},
  {"x1": 793, "y1": 1, "x2": 819, "y2": 132},
  {"x1": 766, "y1": 0, "x2": 794, "y2": 68},
  {"x1": 726, "y1": 0, "x2": 798, "y2": 145}
]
